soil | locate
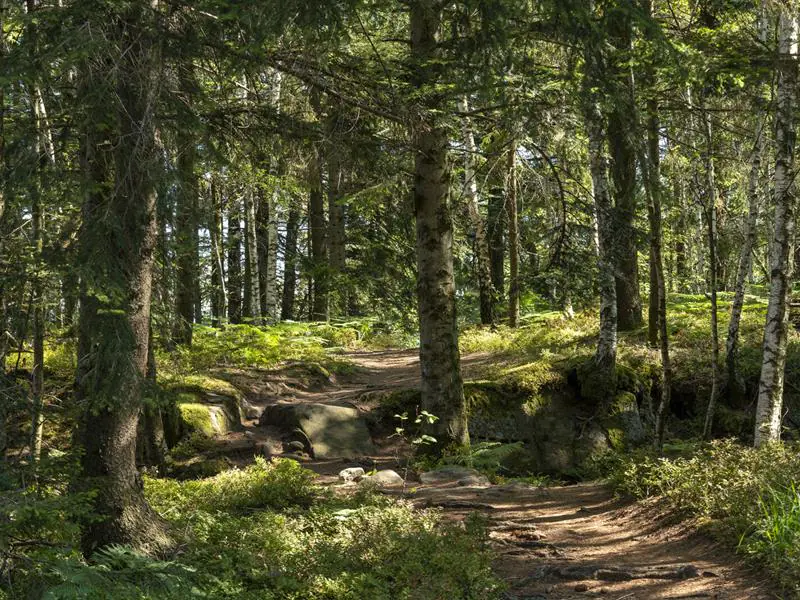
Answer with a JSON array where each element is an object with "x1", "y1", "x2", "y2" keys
[{"x1": 212, "y1": 350, "x2": 780, "y2": 600}]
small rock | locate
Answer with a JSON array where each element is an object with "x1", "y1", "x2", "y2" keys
[
  {"x1": 574, "y1": 583, "x2": 589, "y2": 592},
  {"x1": 339, "y1": 467, "x2": 366, "y2": 482},
  {"x1": 598, "y1": 588, "x2": 609, "y2": 595},
  {"x1": 361, "y1": 469, "x2": 404, "y2": 487},
  {"x1": 676, "y1": 565, "x2": 700, "y2": 579}
]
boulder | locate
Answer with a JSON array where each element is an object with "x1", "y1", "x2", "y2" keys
[
  {"x1": 339, "y1": 467, "x2": 366, "y2": 482},
  {"x1": 260, "y1": 403, "x2": 376, "y2": 459},
  {"x1": 465, "y1": 382, "x2": 647, "y2": 476},
  {"x1": 178, "y1": 401, "x2": 239, "y2": 437},
  {"x1": 458, "y1": 474, "x2": 491, "y2": 487},
  {"x1": 361, "y1": 469, "x2": 404, "y2": 487},
  {"x1": 420, "y1": 465, "x2": 483, "y2": 484},
  {"x1": 603, "y1": 392, "x2": 646, "y2": 449}
]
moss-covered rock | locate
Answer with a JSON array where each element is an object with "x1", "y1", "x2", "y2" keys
[
  {"x1": 601, "y1": 392, "x2": 646, "y2": 449},
  {"x1": 178, "y1": 394, "x2": 239, "y2": 437}
]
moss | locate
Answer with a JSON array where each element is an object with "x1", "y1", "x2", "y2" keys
[
  {"x1": 464, "y1": 382, "x2": 529, "y2": 415},
  {"x1": 610, "y1": 391, "x2": 637, "y2": 414},
  {"x1": 606, "y1": 427, "x2": 625, "y2": 451},
  {"x1": 575, "y1": 358, "x2": 617, "y2": 405},
  {"x1": 178, "y1": 403, "x2": 216, "y2": 437}
]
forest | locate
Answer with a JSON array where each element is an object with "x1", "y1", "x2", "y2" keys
[{"x1": 1, "y1": 0, "x2": 800, "y2": 598}]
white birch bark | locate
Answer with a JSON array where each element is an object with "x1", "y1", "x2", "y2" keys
[
  {"x1": 456, "y1": 96, "x2": 494, "y2": 325},
  {"x1": 755, "y1": 7, "x2": 798, "y2": 447}
]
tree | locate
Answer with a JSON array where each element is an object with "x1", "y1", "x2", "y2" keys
[
  {"x1": 607, "y1": 0, "x2": 642, "y2": 331},
  {"x1": 410, "y1": 0, "x2": 468, "y2": 449},
  {"x1": 754, "y1": 5, "x2": 798, "y2": 448},
  {"x1": 457, "y1": 96, "x2": 494, "y2": 326},
  {"x1": 581, "y1": 1, "x2": 618, "y2": 381},
  {"x1": 75, "y1": 2, "x2": 171, "y2": 554}
]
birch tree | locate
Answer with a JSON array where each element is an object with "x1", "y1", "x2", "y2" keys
[{"x1": 754, "y1": 4, "x2": 798, "y2": 448}]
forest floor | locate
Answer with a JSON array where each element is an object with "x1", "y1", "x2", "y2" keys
[{"x1": 213, "y1": 350, "x2": 777, "y2": 600}]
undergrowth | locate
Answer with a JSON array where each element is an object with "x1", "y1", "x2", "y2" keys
[
  {"x1": 1, "y1": 458, "x2": 502, "y2": 599},
  {"x1": 596, "y1": 440, "x2": 800, "y2": 596}
]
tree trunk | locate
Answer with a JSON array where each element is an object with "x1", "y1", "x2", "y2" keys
[
  {"x1": 227, "y1": 195, "x2": 243, "y2": 324},
  {"x1": 137, "y1": 322, "x2": 166, "y2": 473},
  {"x1": 640, "y1": 0, "x2": 672, "y2": 450},
  {"x1": 410, "y1": 0, "x2": 468, "y2": 449},
  {"x1": 309, "y1": 149, "x2": 328, "y2": 321},
  {"x1": 457, "y1": 96, "x2": 494, "y2": 326},
  {"x1": 754, "y1": 8, "x2": 798, "y2": 448},
  {"x1": 173, "y1": 125, "x2": 198, "y2": 345},
  {"x1": 488, "y1": 189, "x2": 505, "y2": 309},
  {"x1": 607, "y1": 5, "x2": 642, "y2": 332},
  {"x1": 30, "y1": 170, "x2": 44, "y2": 462},
  {"x1": 209, "y1": 178, "x2": 226, "y2": 326},
  {"x1": 702, "y1": 105, "x2": 721, "y2": 440},
  {"x1": 281, "y1": 206, "x2": 300, "y2": 321},
  {"x1": 76, "y1": 4, "x2": 170, "y2": 555},
  {"x1": 726, "y1": 2, "x2": 768, "y2": 404},
  {"x1": 507, "y1": 142, "x2": 520, "y2": 328},
  {"x1": 647, "y1": 250, "x2": 659, "y2": 346},
  {"x1": 243, "y1": 188, "x2": 261, "y2": 324},
  {"x1": 328, "y1": 154, "x2": 347, "y2": 318},
  {"x1": 258, "y1": 71, "x2": 282, "y2": 323},
  {"x1": 582, "y1": 24, "x2": 617, "y2": 378},
  {"x1": 25, "y1": 0, "x2": 51, "y2": 463}
]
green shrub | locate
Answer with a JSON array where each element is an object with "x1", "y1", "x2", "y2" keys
[
  {"x1": 141, "y1": 459, "x2": 502, "y2": 599},
  {"x1": 146, "y1": 457, "x2": 321, "y2": 514}
]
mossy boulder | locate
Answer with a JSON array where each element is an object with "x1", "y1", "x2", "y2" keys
[
  {"x1": 177, "y1": 393, "x2": 240, "y2": 437},
  {"x1": 600, "y1": 392, "x2": 646, "y2": 449},
  {"x1": 260, "y1": 403, "x2": 375, "y2": 459},
  {"x1": 165, "y1": 374, "x2": 250, "y2": 422},
  {"x1": 465, "y1": 381, "x2": 646, "y2": 476}
]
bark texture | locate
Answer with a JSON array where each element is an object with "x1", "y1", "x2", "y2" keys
[
  {"x1": 702, "y1": 106, "x2": 721, "y2": 439},
  {"x1": 457, "y1": 96, "x2": 494, "y2": 326},
  {"x1": 76, "y1": 3, "x2": 171, "y2": 555},
  {"x1": 582, "y1": 15, "x2": 617, "y2": 377},
  {"x1": 243, "y1": 188, "x2": 261, "y2": 323},
  {"x1": 309, "y1": 148, "x2": 328, "y2": 321},
  {"x1": 227, "y1": 195, "x2": 243, "y2": 324},
  {"x1": 507, "y1": 143, "x2": 520, "y2": 328},
  {"x1": 754, "y1": 9, "x2": 798, "y2": 448},
  {"x1": 281, "y1": 206, "x2": 300, "y2": 321},
  {"x1": 410, "y1": 0, "x2": 468, "y2": 449},
  {"x1": 174, "y1": 119, "x2": 198, "y2": 345},
  {"x1": 607, "y1": 4, "x2": 642, "y2": 331}
]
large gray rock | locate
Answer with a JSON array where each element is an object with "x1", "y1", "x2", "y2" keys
[
  {"x1": 259, "y1": 403, "x2": 376, "y2": 459},
  {"x1": 361, "y1": 469, "x2": 404, "y2": 487},
  {"x1": 420, "y1": 465, "x2": 483, "y2": 484}
]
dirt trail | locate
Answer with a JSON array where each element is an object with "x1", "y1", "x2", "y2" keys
[{"x1": 227, "y1": 350, "x2": 778, "y2": 600}]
